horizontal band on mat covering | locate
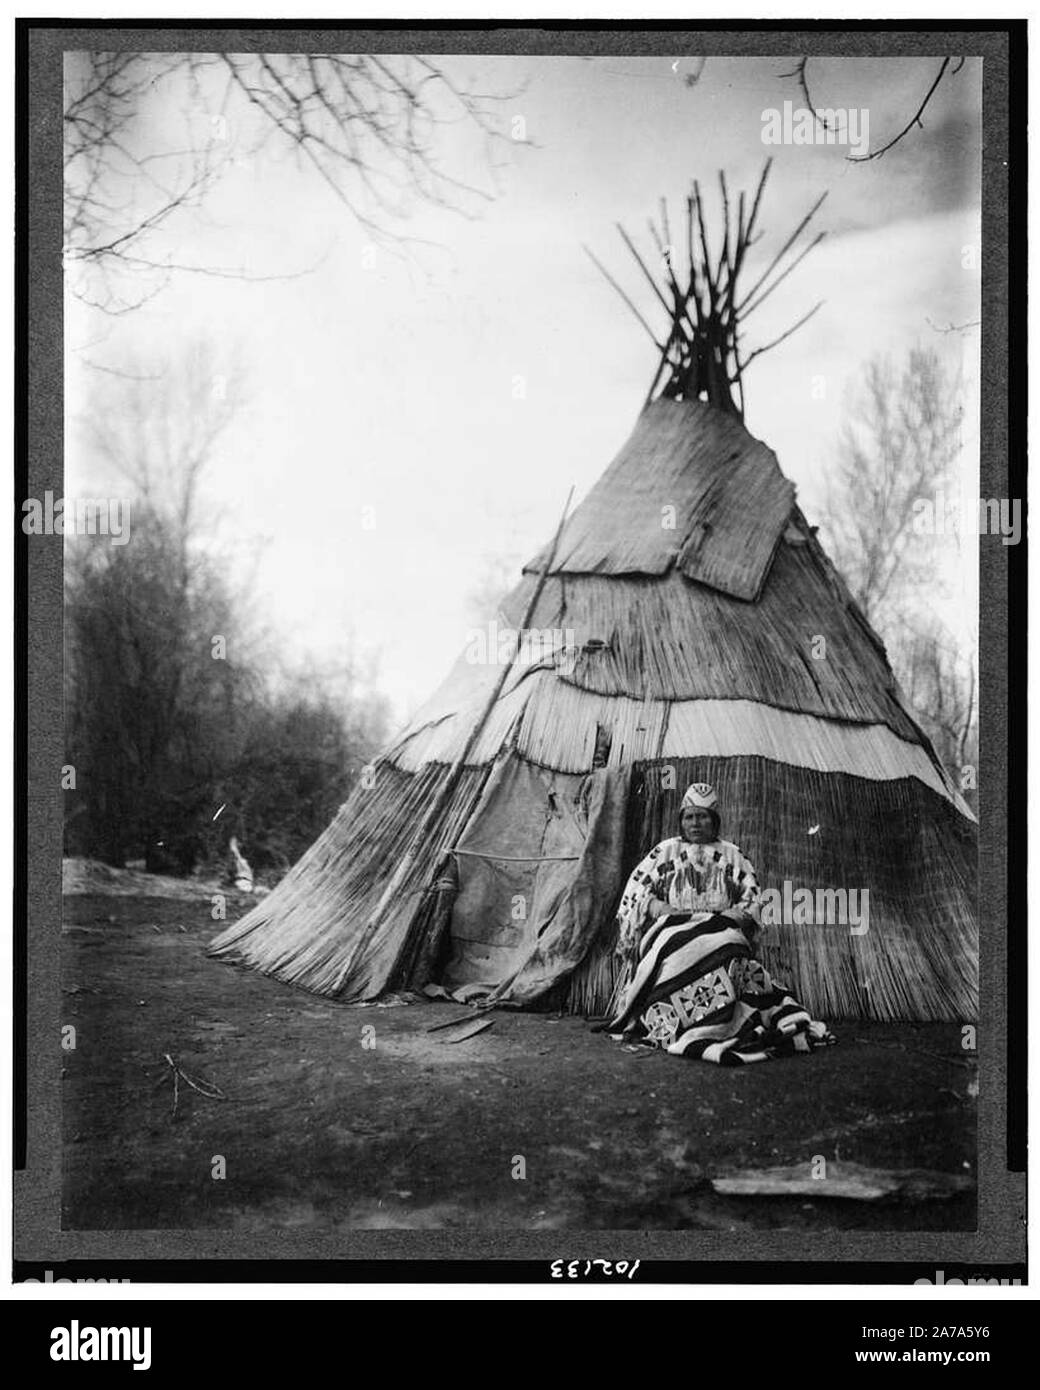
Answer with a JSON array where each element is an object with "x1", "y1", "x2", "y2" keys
[{"x1": 386, "y1": 679, "x2": 972, "y2": 819}]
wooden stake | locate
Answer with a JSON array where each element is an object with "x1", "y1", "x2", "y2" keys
[
  {"x1": 744, "y1": 157, "x2": 773, "y2": 243},
  {"x1": 616, "y1": 222, "x2": 673, "y2": 318}
]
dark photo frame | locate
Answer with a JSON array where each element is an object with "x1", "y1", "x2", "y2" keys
[{"x1": 14, "y1": 18, "x2": 1026, "y2": 1289}]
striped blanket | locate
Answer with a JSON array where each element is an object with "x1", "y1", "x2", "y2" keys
[{"x1": 607, "y1": 912, "x2": 835, "y2": 1064}]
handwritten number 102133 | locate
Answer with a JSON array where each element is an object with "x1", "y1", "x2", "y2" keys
[{"x1": 550, "y1": 1259, "x2": 641, "y2": 1279}]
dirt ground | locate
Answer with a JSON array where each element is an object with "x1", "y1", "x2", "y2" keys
[{"x1": 62, "y1": 877, "x2": 977, "y2": 1232}]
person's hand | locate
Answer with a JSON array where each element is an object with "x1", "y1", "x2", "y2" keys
[
  {"x1": 721, "y1": 907, "x2": 756, "y2": 936},
  {"x1": 615, "y1": 935, "x2": 640, "y2": 964}
]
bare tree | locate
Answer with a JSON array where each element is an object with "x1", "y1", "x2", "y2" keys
[
  {"x1": 897, "y1": 613, "x2": 977, "y2": 787},
  {"x1": 64, "y1": 344, "x2": 255, "y2": 864},
  {"x1": 64, "y1": 52, "x2": 518, "y2": 312},
  {"x1": 64, "y1": 340, "x2": 390, "y2": 870},
  {"x1": 821, "y1": 349, "x2": 963, "y2": 629},
  {"x1": 818, "y1": 346, "x2": 977, "y2": 796},
  {"x1": 78, "y1": 339, "x2": 244, "y2": 543}
]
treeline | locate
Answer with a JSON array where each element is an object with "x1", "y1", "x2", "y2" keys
[
  {"x1": 63, "y1": 347, "x2": 388, "y2": 879},
  {"x1": 64, "y1": 512, "x2": 388, "y2": 878}
]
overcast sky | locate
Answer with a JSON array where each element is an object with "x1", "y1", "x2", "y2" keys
[{"x1": 66, "y1": 53, "x2": 982, "y2": 726}]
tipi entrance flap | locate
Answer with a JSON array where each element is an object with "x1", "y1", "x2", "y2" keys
[{"x1": 441, "y1": 754, "x2": 629, "y2": 1003}]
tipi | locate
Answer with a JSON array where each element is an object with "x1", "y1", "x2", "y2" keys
[{"x1": 212, "y1": 164, "x2": 978, "y2": 1022}]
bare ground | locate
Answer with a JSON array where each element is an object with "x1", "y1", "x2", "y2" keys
[{"x1": 62, "y1": 881, "x2": 977, "y2": 1232}]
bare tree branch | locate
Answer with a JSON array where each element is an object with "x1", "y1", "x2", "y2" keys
[
  {"x1": 925, "y1": 315, "x2": 981, "y2": 334},
  {"x1": 779, "y1": 55, "x2": 963, "y2": 163},
  {"x1": 847, "y1": 57, "x2": 957, "y2": 163},
  {"x1": 65, "y1": 52, "x2": 521, "y2": 313},
  {"x1": 778, "y1": 57, "x2": 835, "y2": 132}
]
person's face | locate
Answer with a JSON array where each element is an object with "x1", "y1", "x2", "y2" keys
[{"x1": 681, "y1": 806, "x2": 717, "y2": 843}]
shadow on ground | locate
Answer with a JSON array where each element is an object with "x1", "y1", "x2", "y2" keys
[{"x1": 62, "y1": 888, "x2": 977, "y2": 1232}]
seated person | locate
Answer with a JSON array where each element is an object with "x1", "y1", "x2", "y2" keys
[{"x1": 607, "y1": 782, "x2": 834, "y2": 1064}]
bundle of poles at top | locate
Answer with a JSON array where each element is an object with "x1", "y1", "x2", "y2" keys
[{"x1": 583, "y1": 158, "x2": 827, "y2": 417}]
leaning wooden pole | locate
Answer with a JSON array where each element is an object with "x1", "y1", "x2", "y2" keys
[
  {"x1": 333, "y1": 486, "x2": 576, "y2": 994},
  {"x1": 585, "y1": 158, "x2": 824, "y2": 417}
]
